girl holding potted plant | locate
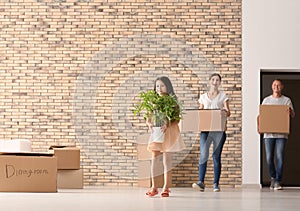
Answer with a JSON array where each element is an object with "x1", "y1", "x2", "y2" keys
[{"x1": 134, "y1": 76, "x2": 185, "y2": 197}]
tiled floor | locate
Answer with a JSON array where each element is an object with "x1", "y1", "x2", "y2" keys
[{"x1": 1, "y1": 186, "x2": 300, "y2": 211}]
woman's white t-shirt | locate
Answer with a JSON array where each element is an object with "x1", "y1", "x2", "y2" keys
[
  {"x1": 262, "y1": 95, "x2": 294, "y2": 139},
  {"x1": 198, "y1": 91, "x2": 229, "y2": 109}
]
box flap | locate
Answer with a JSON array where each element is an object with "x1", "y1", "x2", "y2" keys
[{"x1": 49, "y1": 145, "x2": 76, "y2": 150}]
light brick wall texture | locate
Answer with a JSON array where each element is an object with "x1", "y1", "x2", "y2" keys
[{"x1": 0, "y1": 0, "x2": 242, "y2": 187}]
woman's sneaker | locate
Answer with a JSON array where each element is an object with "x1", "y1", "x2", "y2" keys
[
  {"x1": 270, "y1": 178, "x2": 275, "y2": 190},
  {"x1": 213, "y1": 183, "x2": 220, "y2": 192},
  {"x1": 274, "y1": 182, "x2": 283, "y2": 190},
  {"x1": 192, "y1": 182, "x2": 205, "y2": 191}
]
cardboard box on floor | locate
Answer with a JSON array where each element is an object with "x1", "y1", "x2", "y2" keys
[
  {"x1": 0, "y1": 152, "x2": 57, "y2": 192},
  {"x1": 57, "y1": 169, "x2": 83, "y2": 189},
  {"x1": 49, "y1": 146, "x2": 80, "y2": 170},
  {"x1": 137, "y1": 144, "x2": 152, "y2": 160},
  {"x1": 136, "y1": 134, "x2": 171, "y2": 188},
  {"x1": 137, "y1": 159, "x2": 171, "y2": 188},
  {"x1": 181, "y1": 109, "x2": 226, "y2": 132},
  {"x1": 259, "y1": 105, "x2": 290, "y2": 134},
  {"x1": 136, "y1": 134, "x2": 151, "y2": 161}
]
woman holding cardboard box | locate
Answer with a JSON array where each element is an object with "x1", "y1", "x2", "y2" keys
[
  {"x1": 258, "y1": 79, "x2": 295, "y2": 190},
  {"x1": 192, "y1": 73, "x2": 230, "y2": 192}
]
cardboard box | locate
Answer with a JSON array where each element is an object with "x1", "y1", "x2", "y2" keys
[
  {"x1": 181, "y1": 110, "x2": 200, "y2": 132},
  {"x1": 138, "y1": 177, "x2": 152, "y2": 188},
  {"x1": 137, "y1": 160, "x2": 151, "y2": 187},
  {"x1": 0, "y1": 139, "x2": 32, "y2": 153},
  {"x1": 199, "y1": 110, "x2": 227, "y2": 131},
  {"x1": 136, "y1": 134, "x2": 151, "y2": 161},
  {"x1": 259, "y1": 105, "x2": 290, "y2": 133},
  {"x1": 49, "y1": 146, "x2": 80, "y2": 170},
  {"x1": 136, "y1": 136, "x2": 171, "y2": 188},
  {"x1": 137, "y1": 144, "x2": 151, "y2": 160},
  {"x1": 136, "y1": 134, "x2": 150, "y2": 145},
  {"x1": 181, "y1": 109, "x2": 226, "y2": 132},
  {"x1": 57, "y1": 169, "x2": 83, "y2": 189},
  {"x1": 0, "y1": 152, "x2": 57, "y2": 192},
  {"x1": 137, "y1": 159, "x2": 171, "y2": 188}
]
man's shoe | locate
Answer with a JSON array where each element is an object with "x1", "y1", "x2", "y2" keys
[
  {"x1": 213, "y1": 183, "x2": 220, "y2": 192},
  {"x1": 270, "y1": 177, "x2": 275, "y2": 190},
  {"x1": 192, "y1": 182, "x2": 205, "y2": 191},
  {"x1": 274, "y1": 182, "x2": 283, "y2": 190}
]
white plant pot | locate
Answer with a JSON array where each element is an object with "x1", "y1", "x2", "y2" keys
[{"x1": 152, "y1": 127, "x2": 164, "y2": 143}]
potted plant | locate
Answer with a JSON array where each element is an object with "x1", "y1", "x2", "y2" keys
[{"x1": 133, "y1": 90, "x2": 182, "y2": 143}]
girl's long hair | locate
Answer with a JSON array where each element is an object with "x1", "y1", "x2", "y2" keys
[{"x1": 153, "y1": 76, "x2": 177, "y2": 100}]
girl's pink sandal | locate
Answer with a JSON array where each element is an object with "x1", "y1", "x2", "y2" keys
[
  {"x1": 161, "y1": 189, "x2": 170, "y2": 197},
  {"x1": 146, "y1": 188, "x2": 158, "y2": 197}
]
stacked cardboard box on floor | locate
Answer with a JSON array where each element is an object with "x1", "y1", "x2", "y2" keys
[
  {"x1": 0, "y1": 152, "x2": 57, "y2": 192},
  {"x1": 136, "y1": 134, "x2": 170, "y2": 188},
  {"x1": 49, "y1": 146, "x2": 83, "y2": 189},
  {"x1": 0, "y1": 139, "x2": 57, "y2": 192}
]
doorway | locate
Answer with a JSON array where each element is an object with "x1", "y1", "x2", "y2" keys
[{"x1": 260, "y1": 71, "x2": 300, "y2": 187}]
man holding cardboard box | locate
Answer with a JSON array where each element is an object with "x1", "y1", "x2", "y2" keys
[
  {"x1": 192, "y1": 73, "x2": 230, "y2": 192},
  {"x1": 258, "y1": 79, "x2": 295, "y2": 190}
]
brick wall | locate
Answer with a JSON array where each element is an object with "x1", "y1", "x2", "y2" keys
[{"x1": 0, "y1": 0, "x2": 241, "y2": 187}]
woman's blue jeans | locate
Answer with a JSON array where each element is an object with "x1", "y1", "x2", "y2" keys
[
  {"x1": 198, "y1": 131, "x2": 226, "y2": 185},
  {"x1": 264, "y1": 138, "x2": 287, "y2": 182}
]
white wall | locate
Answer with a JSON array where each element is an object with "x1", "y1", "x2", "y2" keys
[{"x1": 242, "y1": 0, "x2": 300, "y2": 185}]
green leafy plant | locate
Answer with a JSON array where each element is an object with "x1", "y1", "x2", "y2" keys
[{"x1": 133, "y1": 90, "x2": 182, "y2": 127}]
